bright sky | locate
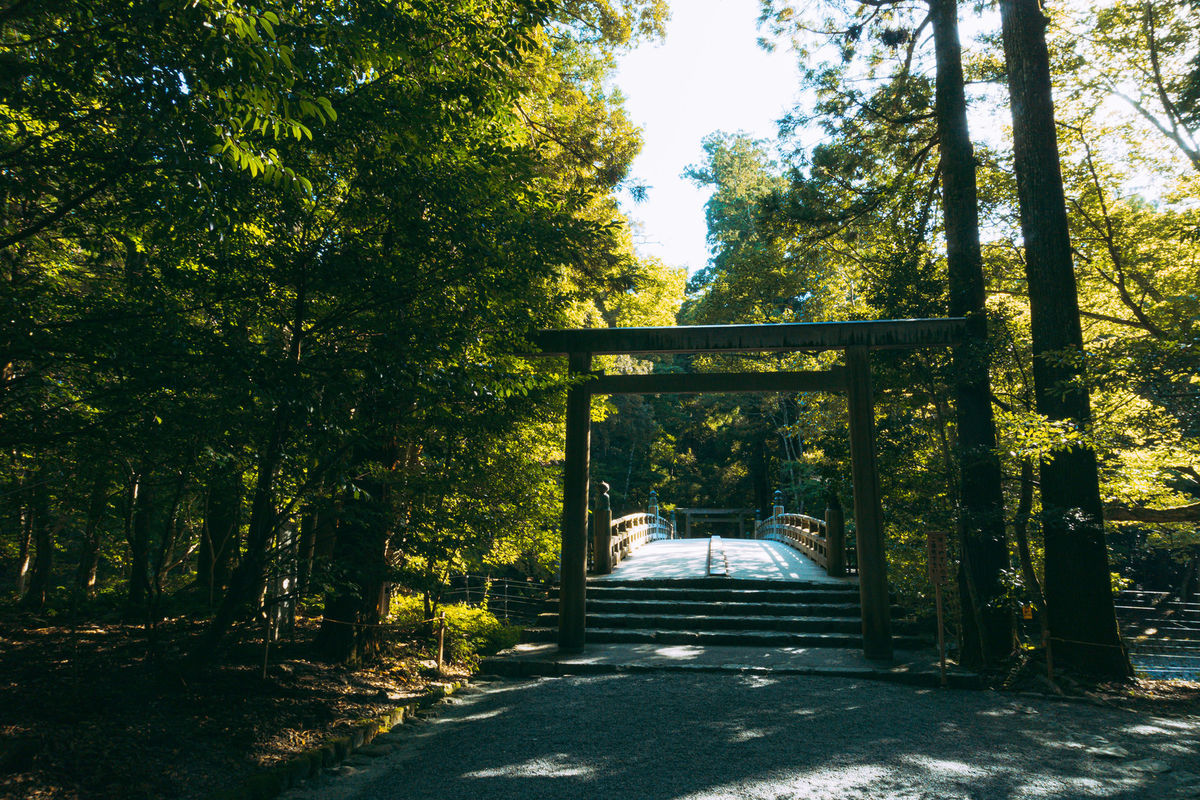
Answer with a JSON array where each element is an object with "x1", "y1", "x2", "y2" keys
[{"x1": 613, "y1": 0, "x2": 800, "y2": 276}]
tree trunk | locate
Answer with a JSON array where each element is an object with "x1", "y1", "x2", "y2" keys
[
  {"x1": 198, "y1": 466, "x2": 242, "y2": 605},
  {"x1": 314, "y1": 494, "x2": 392, "y2": 664},
  {"x1": 21, "y1": 479, "x2": 54, "y2": 611},
  {"x1": 999, "y1": 0, "x2": 1131, "y2": 678},
  {"x1": 196, "y1": 409, "x2": 288, "y2": 660},
  {"x1": 932, "y1": 0, "x2": 1013, "y2": 667},
  {"x1": 125, "y1": 475, "x2": 153, "y2": 616},
  {"x1": 297, "y1": 510, "x2": 317, "y2": 597},
  {"x1": 15, "y1": 501, "x2": 32, "y2": 598},
  {"x1": 195, "y1": 282, "x2": 306, "y2": 662},
  {"x1": 153, "y1": 470, "x2": 188, "y2": 598},
  {"x1": 1179, "y1": 549, "x2": 1200, "y2": 604},
  {"x1": 753, "y1": 435, "x2": 771, "y2": 520},
  {"x1": 1013, "y1": 458, "x2": 1051, "y2": 650},
  {"x1": 74, "y1": 471, "x2": 109, "y2": 600},
  {"x1": 315, "y1": 436, "x2": 395, "y2": 664}
]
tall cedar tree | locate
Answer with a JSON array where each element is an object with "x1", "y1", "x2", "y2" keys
[
  {"x1": 930, "y1": 0, "x2": 1013, "y2": 667},
  {"x1": 998, "y1": 0, "x2": 1132, "y2": 678}
]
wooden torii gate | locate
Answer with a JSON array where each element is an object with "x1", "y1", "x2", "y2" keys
[
  {"x1": 533, "y1": 318, "x2": 966, "y2": 660},
  {"x1": 675, "y1": 508, "x2": 756, "y2": 538}
]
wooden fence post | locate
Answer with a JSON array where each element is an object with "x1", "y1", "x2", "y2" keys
[{"x1": 436, "y1": 611, "x2": 447, "y2": 673}]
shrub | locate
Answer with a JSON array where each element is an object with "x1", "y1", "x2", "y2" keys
[{"x1": 390, "y1": 595, "x2": 521, "y2": 666}]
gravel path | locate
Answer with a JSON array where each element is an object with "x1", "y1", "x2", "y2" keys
[{"x1": 283, "y1": 673, "x2": 1200, "y2": 800}]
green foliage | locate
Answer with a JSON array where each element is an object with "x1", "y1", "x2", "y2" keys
[
  {"x1": 0, "y1": 0, "x2": 672, "y2": 661},
  {"x1": 389, "y1": 595, "x2": 521, "y2": 666}
]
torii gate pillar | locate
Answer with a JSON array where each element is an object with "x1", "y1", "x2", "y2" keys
[
  {"x1": 557, "y1": 351, "x2": 591, "y2": 652},
  {"x1": 846, "y1": 347, "x2": 893, "y2": 660}
]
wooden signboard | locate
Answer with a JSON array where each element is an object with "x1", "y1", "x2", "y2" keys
[{"x1": 926, "y1": 530, "x2": 949, "y2": 585}]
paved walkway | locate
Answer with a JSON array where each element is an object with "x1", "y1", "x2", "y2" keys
[
  {"x1": 283, "y1": 673, "x2": 1200, "y2": 800},
  {"x1": 483, "y1": 642, "x2": 975, "y2": 688},
  {"x1": 593, "y1": 537, "x2": 841, "y2": 583}
]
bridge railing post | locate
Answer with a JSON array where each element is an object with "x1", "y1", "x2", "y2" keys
[
  {"x1": 772, "y1": 489, "x2": 785, "y2": 519},
  {"x1": 825, "y1": 502, "x2": 846, "y2": 577},
  {"x1": 593, "y1": 482, "x2": 613, "y2": 575}
]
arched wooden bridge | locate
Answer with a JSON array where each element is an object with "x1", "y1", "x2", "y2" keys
[{"x1": 521, "y1": 488, "x2": 928, "y2": 653}]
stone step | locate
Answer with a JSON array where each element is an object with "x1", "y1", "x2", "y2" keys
[
  {"x1": 1130, "y1": 643, "x2": 1200, "y2": 657},
  {"x1": 585, "y1": 586, "x2": 861, "y2": 604},
  {"x1": 521, "y1": 626, "x2": 862, "y2": 647},
  {"x1": 520, "y1": 627, "x2": 932, "y2": 650},
  {"x1": 1139, "y1": 629, "x2": 1200, "y2": 642},
  {"x1": 585, "y1": 599, "x2": 872, "y2": 618},
  {"x1": 537, "y1": 611, "x2": 925, "y2": 634},
  {"x1": 588, "y1": 577, "x2": 856, "y2": 591},
  {"x1": 537, "y1": 612, "x2": 864, "y2": 634}
]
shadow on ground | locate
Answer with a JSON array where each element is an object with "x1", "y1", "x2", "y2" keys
[{"x1": 286, "y1": 672, "x2": 1200, "y2": 800}]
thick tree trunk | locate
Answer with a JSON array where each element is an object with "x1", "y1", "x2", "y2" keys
[
  {"x1": 931, "y1": 0, "x2": 1013, "y2": 667},
  {"x1": 316, "y1": 433, "x2": 397, "y2": 665},
  {"x1": 999, "y1": 0, "x2": 1131, "y2": 678},
  {"x1": 314, "y1": 492, "x2": 391, "y2": 664}
]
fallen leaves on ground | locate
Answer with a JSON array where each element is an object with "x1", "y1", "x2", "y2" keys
[{"x1": 0, "y1": 612, "x2": 463, "y2": 800}]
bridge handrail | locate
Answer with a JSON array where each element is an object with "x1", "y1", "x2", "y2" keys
[
  {"x1": 755, "y1": 513, "x2": 831, "y2": 571},
  {"x1": 609, "y1": 512, "x2": 673, "y2": 563}
]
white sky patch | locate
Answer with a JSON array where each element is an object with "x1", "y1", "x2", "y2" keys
[
  {"x1": 609, "y1": 0, "x2": 1179, "y2": 276},
  {"x1": 613, "y1": 0, "x2": 800, "y2": 275}
]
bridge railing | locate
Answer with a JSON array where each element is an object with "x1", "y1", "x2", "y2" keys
[
  {"x1": 610, "y1": 512, "x2": 672, "y2": 558},
  {"x1": 591, "y1": 486, "x2": 674, "y2": 574},
  {"x1": 754, "y1": 491, "x2": 847, "y2": 577}
]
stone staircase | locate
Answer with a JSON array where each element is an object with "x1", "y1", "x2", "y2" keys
[
  {"x1": 521, "y1": 577, "x2": 928, "y2": 650},
  {"x1": 1116, "y1": 588, "x2": 1200, "y2": 679}
]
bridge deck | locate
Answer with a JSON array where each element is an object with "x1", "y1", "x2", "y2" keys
[{"x1": 593, "y1": 537, "x2": 848, "y2": 584}]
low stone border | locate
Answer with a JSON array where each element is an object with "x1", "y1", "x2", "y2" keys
[{"x1": 208, "y1": 680, "x2": 468, "y2": 800}]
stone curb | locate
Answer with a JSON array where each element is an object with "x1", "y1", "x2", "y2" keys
[
  {"x1": 206, "y1": 680, "x2": 468, "y2": 800},
  {"x1": 479, "y1": 656, "x2": 983, "y2": 689}
]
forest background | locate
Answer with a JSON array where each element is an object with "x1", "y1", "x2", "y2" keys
[{"x1": 1, "y1": 0, "x2": 1198, "y2": 674}]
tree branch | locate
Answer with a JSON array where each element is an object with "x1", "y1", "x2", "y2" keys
[{"x1": 1105, "y1": 502, "x2": 1200, "y2": 523}]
